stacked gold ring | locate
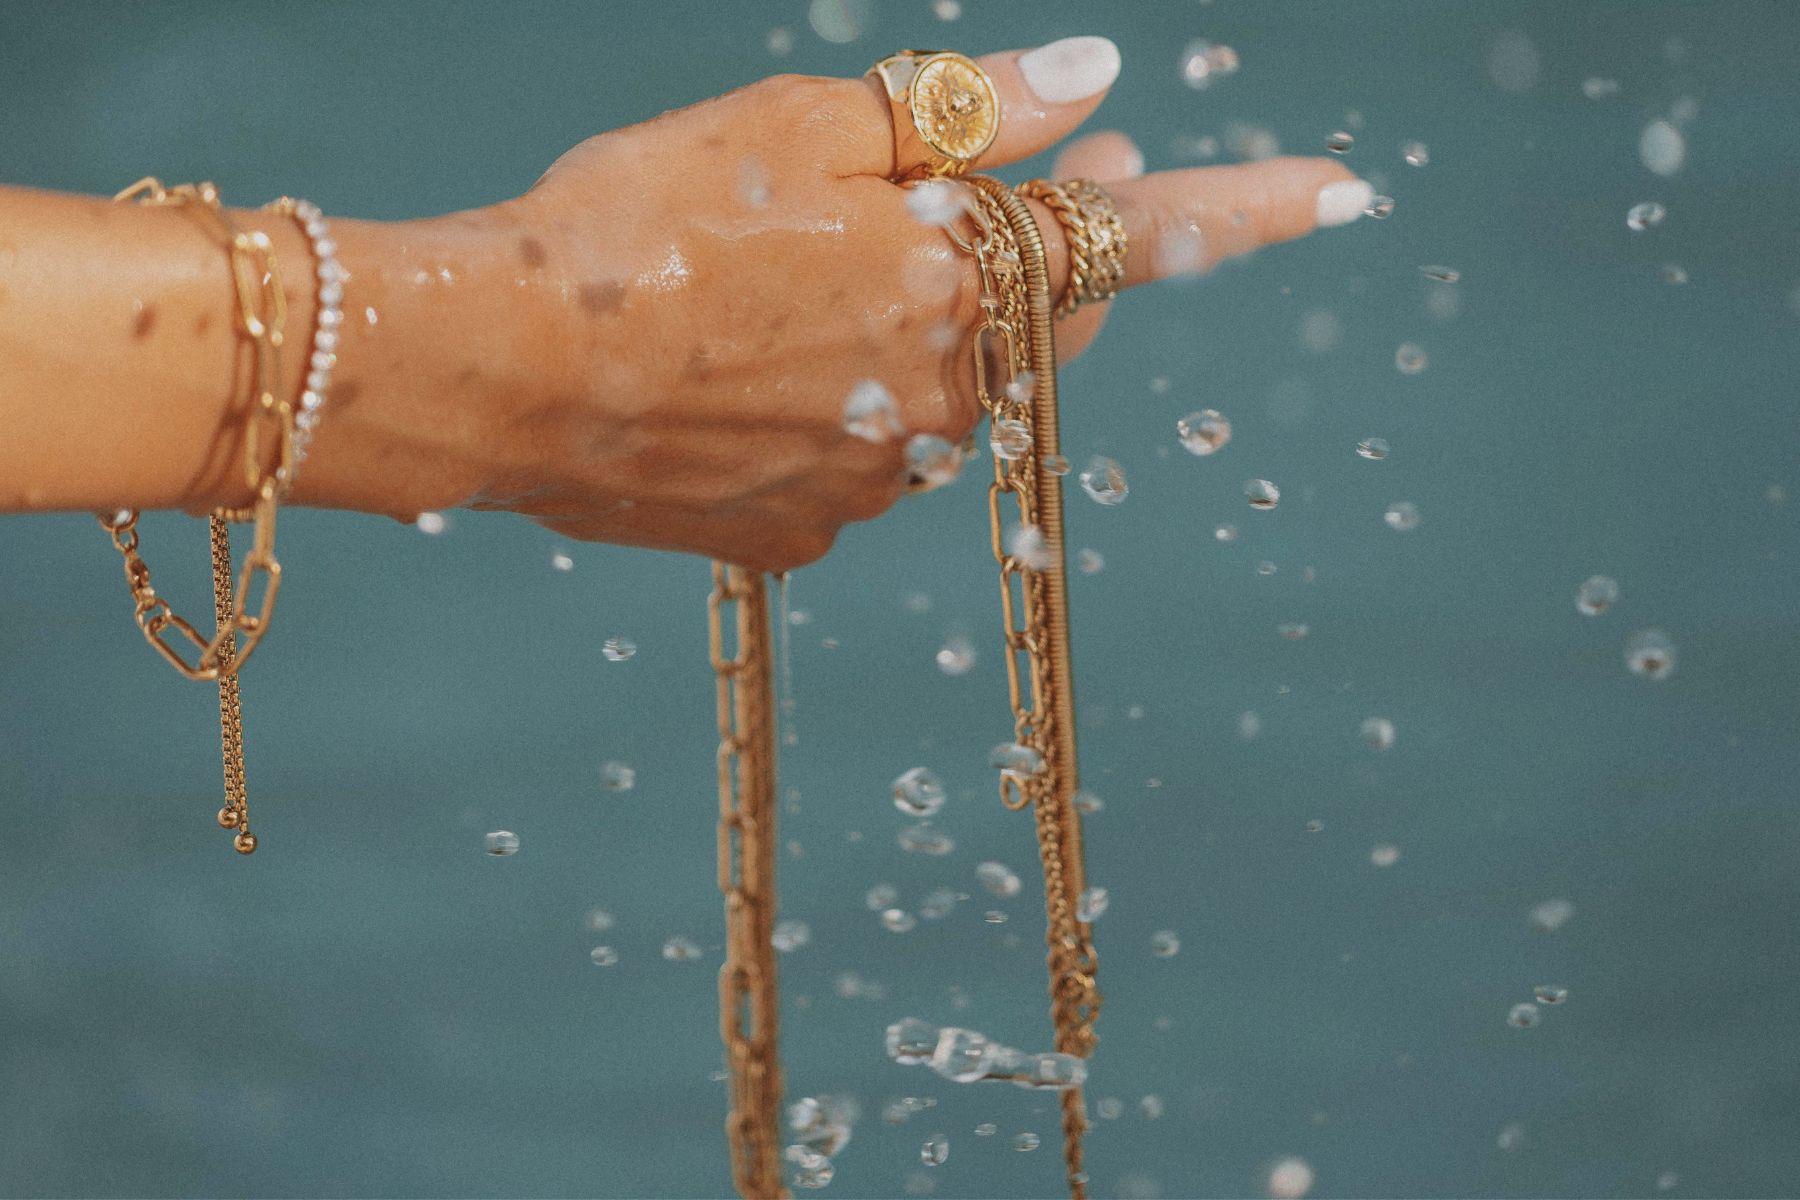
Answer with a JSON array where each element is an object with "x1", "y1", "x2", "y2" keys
[{"x1": 1016, "y1": 178, "x2": 1129, "y2": 317}]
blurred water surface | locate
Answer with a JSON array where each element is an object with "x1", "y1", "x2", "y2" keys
[{"x1": 2, "y1": 2, "x2": 1799, "y2": 1197}]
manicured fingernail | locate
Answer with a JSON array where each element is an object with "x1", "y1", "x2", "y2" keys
[
  {"x1": 1316, "y1": 179, "x2": 1374, "y2": 227},
  {"x1": 1018, "y1": 36, "x2": 1121, "y2": 105}
]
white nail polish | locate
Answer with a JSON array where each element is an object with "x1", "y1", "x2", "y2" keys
[
  {"x1": 1316, "y1": 179, "x2": 1374, "y2": 227},
  {"x1": 1018, "y1": 36, "x2": 1121, "y2": 105}
]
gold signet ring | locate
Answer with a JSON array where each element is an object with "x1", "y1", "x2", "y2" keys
[{"x1": 867, "y1": 50, "x2": 999, "y2": 182}]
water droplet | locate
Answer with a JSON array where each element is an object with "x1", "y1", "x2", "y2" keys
[
  {"x1": 920, "y1": 889, "x2": 958, "y2": 920},
  {"x1": 484, "y1": 830, "x2": 519, "y2": 856},
  {"x1": 836, "y1": 970, "x2": 884, "y2": 1000},
  {"x1": 1661, "y1": 263, "x2": 1689, "y2": 284},
  {"x1": 1627, "y1": 201, "x2": 1667, "y2": 232},
  {"x1": 1079, "y1": 456, "x2": 1129, "y2": 505},
  {"x1": 931, "y1": 1027, "x2": 998, "y2": 1082},
  {"x1": 1239, "y1": 711, "x2": 1262, "y2": 739},
  {"x1": 1581, "y1": 76, "x2": 1620, "y2": 99},
  {"x1": 1245, "y1": 479, "x2": 1280, "y2": 510},
  {"x1": 1625, "y1": 628, "x2": 1676, "y2": 679},
  {"x1": 1076, "y1": 886, "x2": 1109, "y2": 923},
  {"x1": 1041, "y1": 454, "x2": 1070, "y2": 476},
  {"x1": 1364, "y1": 195, "x2": 1395, "y2": 218},
  {"x1": 1384, "y1": 501, "x2": 1421, "y2": 531},
  {"x1": 1533, "y1": 984, "x2": 1568, "y2": 1004},
  {"x1": 906, "y1": 434, "x2": 962, "y2": 489},
  {"x1": 773, "y1": 919, "x2": 812, "y2": 952},
  {"x1": 787, "y1": 608, "x2": 812, "y2": 626},
  {"x1": 1640, "y1": 119, "x2": 1686, "y2": 177},
  {"x1": 1267, "y1": 1156, "x2": 1315, "y2": 1199},
  {"x1": 921, "y1": 1135, "x2": 949, "y2": 1166},
  {"x1": 766, "y1": 27, "x2": 794, "y2": 55},
  {"x1": 551, "y1": 552, "x2": 574, "y2": 571},
  {"x1": 600, "y1": 761, "x2": 636, "y2": 791},
  {"x1": 983, "y1": 910, "x2": 1007, "y2": 923},
  {"x1": 1277, "y1": 623, "x2": 1310, "y2": 641},
  {"x1": 974, "y1": 1122, "x2": 997, "y2": 1136},
  {"x1": 737, "y1": 158, "x2": 771, "y2": 208},
  {"x1": 1097, "y1": 1097, "x2": 1123, "y2": 1120},
  {"x1": 932, "y1": 0, "x2": 961, "y2": 19},
  {"x1": 893, "y1": 767, "x2": 947, "y2": 817},
  {"x1": 1213, "y1": 524, "x2": 1238, "y2": 542},
  {"x1": 807, "y1": 0, "x2": 871, "y2": 44},
  {"x1": 976, "y1": 860, "x2": 1022, "y2": 898},
  {"x1": 1150, "y1": 930, "x2": 1181, "y2": 957},
  {"x1": 1356, "y1": 438, "x2": 1391, "y2": 462},
  {"x1": 590, "y1": 945, "x2": 618, "y2": 966},
  {"x1": 1370, "y1": 844, "x2": 1400, "y2": 867},
  {"x1": 1497, "y1": 1122, "x2": 1526, "y2": 1150},
  {"x1": 1138, "y1": 1094, "x2": 1165, "y2": 1120},
  {"x1": 1419, "y1": 265, "x2": 1459, "y2": 283},
  {"x1": 1177, "y1": 409, "x2": 1232, "y2": 456},
  {"x1": 1657, "y1": 1171, "x2": 1679, "y2": 1191},
  {"x1": 1180, "y1": 39, "x2": 1240, "y2": 90},
  {"x1": 1005, "y1": 372, "x2": 1037, "y2": 404},
  {"x1": 882, "y1": 908, "x2": 918, "y2": 933},
  {"x1": 661, "y1": 934, "x2": 702, "y2": 961},
  {"x1": 584, "y1": 908, "x2": 614, "y2": 932},
  {"x1": 1300, "y1": 308, "x2": 1340, "y2": 353},
  {"x1": 887, "y1": 1017, "x2": 940, "y2": 1063},
  {"x1": 1576, "y1": 575, "x2": 1619, "y2": 616},
  {"x1": 1077, "y1": 548, "x2": 1104, "y2": 574},
  {"x1": 990, "y1": 418, "x2": 1033, "y2": 461},
  {"x1": 989, "y1": 742, "x2": 1044, "y2": 777},
  {"x1": 416, "y1": 511, "x2": 448, "y2": 535},
  {"x1": 935, "y1": 636, "x2": 976, "y2": 676},
  {"x1": 905, "y1": 592, "x2": 932, "y2": 613},
  {"x1": 1324, "y1": 131, "x2": 1354, "y2": 154},
  {"x1": 1531, "y1": 898, "x2": 1574, "y2": 932},
  {"x1": 1402, "y1": 140, "x2": 1430, "y2": 167},
  {"x1": 602, "y1": 636, "x2": 636, "y2": 662},
  {"x1": 1507, "y1": 1002, "x2": 1541, "y2": 1028},
  {"x1": 866, "y1": 883, "x2": 899, "y2": 910},
  {"x1": 1306, "y1": 819, "x2": 1324, "y2": 833},
  {"x1": 1005, "y1": 525, "x2": 1056, "y2": 570},
  {"x1": 899, "y1": 825, "x2": 955, "y2": 855},
  {"x1": 1014, "y1": 1132, "x2": 1040, "y2": 1151},
  {"x1": 793, "y1": 1158, "x2": 834, "y2": 1190},
  {"x1": 844, "y1": 380, "x2": 905, "y2": 442},
  {"x1": 1361, "y1": 717, "x2": 1396, "y2": 751},
  {"x1": 1394, "y1": 342, "x2": 1427, "y2": 374},
  {"x1": 905, "y1": 180, "x2": 970, "y2": 226}
]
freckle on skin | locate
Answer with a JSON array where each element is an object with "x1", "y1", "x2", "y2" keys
[
  {"x1": 133, "y1": 305, "x2": 156, "y2": 339},
  {"x1": 194, "y1": 312, "x2": 212, "y2": 338},
  {"x1": 518, "y1": 237, "x2": 547, "y2": 268},
  {"x1": 579, "y1": 280, "x2": 625, "y2": 314}
]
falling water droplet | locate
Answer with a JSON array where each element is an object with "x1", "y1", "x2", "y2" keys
[
  {"x1": 1533, "y1": 984, "x2": 1568, "y2": 1004},
  {"x1": 1006, "y1": 525, "x2": 1056, "y2": 570},
  {"x1": 1530, "y1": 898, "x2": 1574, "y2": 932},
  {"x1": 1077, "y1": 548, "x2": 1104, "y2": 574},
  {"x1": 893, "y1": 767, "x2": 947, "y2": 817},
  {"x1": 990, "y1": 418, "x2": 1034, "y2": 460},
  {"x1": 920, "y1": 1135, "x2": 949, "y2": 1166},
  {"x1": 590, "y1": 945, "x2": 618, "y2": 966},
  {"x1": 882, "y1": 908, "x2": 918, "y2": 933},
  {"x1": 1267, "y1": 1157, "x2": 1315, "y2": 1199},
  {"x1": 1079, "y1": 456, "x2": 1129, "y2": 505},
  {"x1": 1625, "y1": 628, "x2": 1676, "y2": 679},
  {"x1": 1325, "y1": 131, "x2": 1354, "y2": 154},
  {"x1": 1245, "y1": 479, "x2": 1281, "y2": 510},
  {"x1": 662, "y1": 935, "x2": 702, "y2": 961},
  {"x1": 1150, "y1": 930, "x2": 1181, "y2": 957},
  {"x1": 484, "y1": 830, "x2": 519, "y2": 856},
  {"x1": 1402, "y1": 140, "x2": 1430, "y2": 166},
  {"x1": 1357, "y1": 438, "x2": 1390, "y2": 460},
  {"x1": 1365, "y1": 195, "x2": 1395, "y2": 218},
  {"x1": 773, "y1": 920, "x2": 812, "y2": 952},
  {"x1": 1076, "y1": 886, "x2": 1109, "y2": 922},
  {"x1": 1419, "y1": 265, "x2": 1459, "y2": 282},
  {"x1": 1576, "y1": 575, "x2": 1619, "y2": 616},
  {"x1": 1370, "y1": 844, "x2": 1400, "y2": 867},
  {"x1": 603, "y1": 636, "x2": 636, "y2": 662},
  {"x1": 1014, "y1": 1132, "x2": 1041, "y2": 1151},
  {"x1": 1507, "y1": 1002, "x2": 1541, "y2": 1028},
  {"x1": 1394, "y1": 342, "x2": 1427, "y2": 374},
  {"x1": 1384, "y1": 501, "x2": 1421, "y2": 531},
  {"x1": 1361, "y1": 717, "x2": 1396, "y2": 750},
  {"x1": 600, "y1": 761, "x2": 636, "y2": 791},
  {"x1": 976, "y1": 861, "x2": 1022, "y2": 898},
  {"x1": 899, "y1": 826, "x2": 955, "y2": 855},
  {"x1": 1627, "y1": 201, "x2": 1667, "y2": 232},
  {"x1": 935, "y1": 636, "x2": 975, "y2": 675},
  {"x1": 1177, "y1": 409, "x2": 1233, "y2": 455}
]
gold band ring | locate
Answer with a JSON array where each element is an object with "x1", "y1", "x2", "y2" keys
[
  {"x1": 1016, "y1": 178, "x2": 1129, "y2": 317},
  {"x1": 867, "y1": 50, "x2": 999, "y2": 182}
]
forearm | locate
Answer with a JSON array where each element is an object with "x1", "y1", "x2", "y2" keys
[{"x1": 0, "y1": 183, "x2": 562, "y2": 520}]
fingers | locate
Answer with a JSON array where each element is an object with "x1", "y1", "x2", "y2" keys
[
  {"x1": 846, "y1": 37, "x2": 1120, "y2": 178},
  {"x1": 1046, "y1": 131, "x2": 1144, "y2": 362}
]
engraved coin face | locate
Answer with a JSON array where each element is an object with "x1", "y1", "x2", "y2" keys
[{"x1": 910, "y1": 55, "x2": 997, "y2": 163}]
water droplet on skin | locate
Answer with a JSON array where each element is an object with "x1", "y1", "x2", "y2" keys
[
  {"x1": 905, "y1": 180, "x2": 971, "y2": 226},
  {"x1": 990, "y1": 418, "x2": 1033, "y2": 460},
  {"x1": 1627, "y1": 201, "x2": 1667, "y2": 231},
  {"x1": 416, "y1": 511, "x2": 448, "y2": 534},
  {"x1": 1325, "y1": 131, "x2": 1354, "y2": 154},
  {"x1": 1138, "y1": 1095, "x2": 1165, "y2": 1120},
  {"x1": 1076, "y1": 886, "x2": 1109, "y2": 922},
  {"x1": 1180, "y1": 39, "x2": 1240, "y2": 90},
  {"x1": 584, "y1": 909, "x2": 614, "y2": 932},
  {"x1": 600, "y1": 761, "x2": 636, "y2": 791},
  {"x1": 1508, "y1": 1002, "x2": 1541, "y2": 1028},
  {"x1": 590, "y1": 945, "x2": 618, "y2": 966},
  {"x1": 935, "y1": 636, "x2": 976, "y2": 675},
  {"x1": 1531, "y1": 898, "x2": 1574, "y2": 932},
  {"x1": 773, "y1": 920, "x2": 812, "y2": 952},
  {"x1": 603, "y1": 636, "x2": 636, "y2": 661},
  {"x1": 551, "y1": 552, "x2": 574, "y2": 571},
  {"x1": 1215, "y1": 524, "x2": 1238, "y2": 541},
  {"x1": 1395, "y1": 342, "x2": 1427, "y2": 373},
  {"x1": 1661, "y1": 263, "x2": 1689, "y2": 284},
  {"x1": 883, "y1": 908, "x2": 918, "y2": 932},
  {"x1": 976, "y1": 861, "x2": 1022, "y2": 898},
  {"x1": 921, "y1": 1135, "x2": 949, "y2": 1166},
  {"x1": 1370, "y1": 844, "x2": 1400, "y2": 867},
  {"x1": 662, "y1": 935, "x2": 702, "y2": 961},
  {"x1": 1097, "y1": 1097, "x2": 1123, "y2": 1120},
  {"x1": 1014, "y1": 1132, "x2": 1041, "y2": 1151},
  {"x1": 1402, "y1": 140, "x2": 1430, "y2": 167},
  {"x1": 1006, "y1": 525, "x2": 1056, "y2": 570},
  {"x1": 737, "y1": 158, "x2": 772, "y2": 208},
  {"x1": 484, "y1": 830, "x2": 519, "y2": 856},
  {"x1": 1041, "y1": 454, "x2": 1070, "y2": 476},
  {"x1": 1245, "y1": 479, "x2": 1280, "y2": 510},
  {"x1": 1576, "y1": 575, "x2": 1619, "y2": 616},
  {"x1": 1177, "y1": 409, "x2": 1232, "y2": 455},
  {"x1": 1384, "y1": 501, "x2": 1421, "y2": 531},
  {"x1": 1361, "y1": 717, "x2": 1396, "y2": 751},
  {"x1": 1077, "y1": 548, "x2": 1104, "y2": 574},
  {"x1": 1074, "y1": 789, "x2": 1104, "y2": 815},
  {"x1": 844, "y1": 380, "x2": 905, "y2": 442},
  {"x1": 899, "y1": 825, "x2": 955, "y2": 855},
  {"x1": 1357, "y1": 438, "x2": 1390, "y2": 460},
  {"x1": 1079, "y1": 456, "x2": 1129, "y2": 505},
  {"x1": 1419, "y1": 265, "x2": 1459, "y2": 282},
  {"x1": 1267, "y1": 1157, "x2": 1315, "y2": 1199},
  {"x1": 866, "y1": 883, "x2": 899, "y2": 910},
  {"x1": 1150, "y1": 930, "x2": 1181, "y2": 957},
  {"x1": 1365, "y1": 195, "x2": 1395, "y2": 218},
  {"x1": 1534, "y1": 984, "x2": 1568, "y2": 1004},
  {"x1": 893, "y1": 767, "x2": 947, "y2": 817},
  {"x1": 1625, "y1": 628, "x2": 1676, "y2": 679}
]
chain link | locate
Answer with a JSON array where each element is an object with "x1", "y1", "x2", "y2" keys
[{"x1": 709, "y1": 563, "x2": 790, "y2": 1200}]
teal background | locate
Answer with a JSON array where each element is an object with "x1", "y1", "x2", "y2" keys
[{"x1": 3, "y1": 2, "x2": 1799, "y2": 1197}]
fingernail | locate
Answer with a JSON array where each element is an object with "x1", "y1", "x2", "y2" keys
[
  {"x1": 1018, "y1": 36, "x2": 1122, "y2": 105},
  {"x1": 1316, "y1": 179, "x2": 1374, "y2": 227}
]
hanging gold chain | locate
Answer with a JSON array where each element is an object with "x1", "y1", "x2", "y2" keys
[
  {"x1": 951, "y1": 175, "x2": 1102, "y2": 1198},
  {"x1": 709, "y1": 563, "x2": 790, "y2": 1200}
]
